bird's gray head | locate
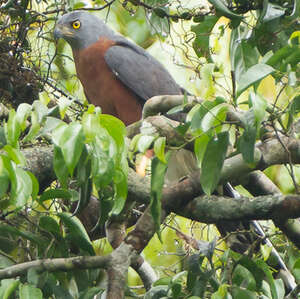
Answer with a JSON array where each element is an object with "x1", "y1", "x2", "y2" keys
[{"x1": 54, "y1": 11, "x2": 116, "y2": 50}]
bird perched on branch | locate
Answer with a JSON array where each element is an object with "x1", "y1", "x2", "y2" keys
[{"x1": 53, "y1": 11, "x2": 184, "y2": 126}]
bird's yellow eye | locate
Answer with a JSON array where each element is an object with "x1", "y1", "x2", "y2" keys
[{"x1": 72, "y1": 20, "x2": 81, "y2": 29}]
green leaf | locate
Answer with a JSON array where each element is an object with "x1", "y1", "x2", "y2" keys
[
  {"x1": 232, "y1": 286, "x2": 256, "y2": 299},
  {"x1": 111, "y1": 168, "x2": 128, "y2": 215},
  {"x1": 201, "y1": 103, "x2": 228, "y2": 133},
  {"x1": 287, "y1": 95, "x2": 300, "y2": 128},
  {"x1": 19, "y1": 283, "x2": 43, "y2": 299},
  {"x1": 27, "y1": 171, "x2": 39, "y2": 201},
  {"x1": 201, "y1": 132, "x2": 229, "y2": 195},
  {"x1": 237, "y1": 256, "x2": 265, "y2": 290},
  {"x1": 78, "y1": 287, "x2": 104, "y2": 299},
  {"x1": 53, "y1": 145, "x2": 69, "y2": 188},
  {"x1": 232, "y1": 264, "x2": 256, "y2": 291},
  {"x1": 191, "y1": 16, "x2": 219, "y2": 60},
  {"x1": 230, "y1": 26, "x2": 260, "y2": 82},
  {"x1": 0, "y1": 127, "x2": 7, "y2": 148},
  {"x1": 274, "y1": 279, "x2": 284, "y2": 299},
  {"x1": 16, "y1": 103, "x2": 31, "y2": 130},
  {"x1": 292, "y1": 258, "x2": 300, "y2": 280},
  {"x1": 266, "y1": 45, "x2": 300, "y2": 72},
  {"x1": 1, "y1": 279, "x2": 20, "y2": 299},
  {"x1": 3, "y1": 144, "x2": 26, "y2": 166},
  {"x1": 52, "y1": 122, "x2": 85, "y2": 176},
  {"x1": 58, "y1": 212, "x2": 95, "y2": 255},
  {"x1": 39, "y1": 188, "x2": 73, "y2": 203},
  {"x1": 137, "y1": 135, "x2": 156, "y2": 153},
  {"x1": 236, "y1": 64, "x2": 275, "y2": 97},
  {"x1": 150, "y1": 152, "x2": 171, "y2": 240},
  {"x1": 194, "y1": 134, "x2": 211, "y2": 168},
  {"x1": 12, "y1": 167, "x2": 32, "y2": 207},
  {"x1": 208, "y1": 0, "x2": 243, "y2": 20},
  {"x1": 256, "y1": 260, "x2": 278, "y2": 299},
  {"x1": 154, "y1": 137, "x2": 166, "y2": 163},
  {"x1": 0, "y1": 224, "x2": 45, "y2": 248},
  {"x1": 90, "y1": 138, "x2": 115, "y2": 189},
  {"x1": 237, "y1": 110, "x2": 257, "y2": 164},
  {"x1": 23, "y1": 111, "x2": 40, "y2": 143},
  {"x1": 262, "y1": 3, "x2": 286, "y2": 22},
  {"x1": 250, "y1": 92, "x2": 267, "y2": 125},
  {"x1": 5, "y1": 109, "x2": 21, "y2": 148},
  {"x1": 32, "y1": 100, "x2": 48, "y2": 123},
  {"x1": 39, "y1": 216, "x2": 60, "y2": 236},
  {"x1": 41, "y1": 117, "x2": 64, "y2": 136}
]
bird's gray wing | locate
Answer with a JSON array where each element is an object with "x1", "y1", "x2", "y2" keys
[{"x1": 104, "y1": 40, "x2": 182, "y2": 105}]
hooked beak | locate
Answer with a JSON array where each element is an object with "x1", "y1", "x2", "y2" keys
[{"x1": 53, "y1": 24, "x2": 74, "y2": 40}]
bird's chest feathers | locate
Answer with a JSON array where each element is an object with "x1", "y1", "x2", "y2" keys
[{"x1": 72, "y1": 38, "x2": 116, "y2": 99}]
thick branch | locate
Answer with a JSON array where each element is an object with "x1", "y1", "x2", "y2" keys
[{"x1": 181, "y1": 194, "x2": 300, "y2": 223}]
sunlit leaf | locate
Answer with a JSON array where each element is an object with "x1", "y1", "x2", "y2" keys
[
  {"x1": 52, "y1": 122, "x2": 85, "y2": 176},
  {"x1": 1, "y1": 279, "x2": 19, "y2": 299},
  {"x1": 154, "y1": 137, "x2": 166, "y2": 163},
  {"x1": 137, "y1": 135, "x2": 156, "y2": 153},
  {"x1": 236, "y1": 64, "x2": 275, "y2": 97},
  {"x1": 5, "y1": 109, "x2": 21, "y2": 148},
  {"x1": 150, "y1": 152, "x2": 171, "y2": 240}
]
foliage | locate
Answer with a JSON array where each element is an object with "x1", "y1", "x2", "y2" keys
[{"x1": 0, "y1": 0, "x2": 299, "y2": 298}]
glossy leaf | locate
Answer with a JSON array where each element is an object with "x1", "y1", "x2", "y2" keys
[
  {"x1": 230, "y1": 26, "x2": 260, "y2": 82},
  {"x1": 232, "y1": 264, "x2": 256, "y2": 291},
  {"x1": 238, "y1": 110, "x2": 257, "y2": 164},
  {"x1": 154, "y1": 137, "x2": 166, "y2": 163},
  {"x1": 19, "y1": 284, "x2": 43, "y2": 299},
  {"x1": 256, "y1": 260, "x2": 278, "y2": 299},
  {"x1": 78, "y1": 287, "x2": 104, "y2": 299},
  {"x1": 1, "y1": 279, "x2": 20, "y2": 299},
  {"x1": 58, "y1": 212, "x2": 94, "y2": 255},
  {"x1": 3, "y1": 144, "x2": 26, "y2": 166},
  {"x1": 194, "y1": 134, "x2": 210, "y2": 168},
  {"x1": 137, "y1": 135, "x2": 155, "y2": 153},
  {"x1": 39, "y1": 216, "x2": 60, "y2": 236},
  {"x1": 232, "y1": 286, "x2": 256, "y2": 299},
  {"x1": 111, "y1": 168, "x2": 127, "y2": 215},
  {"x1": 0, "y1": 157, "x2": 9, "y2": 198},
  {"x1": 236, "y1": 64, "x2": 275, "y2": 97},
  {"x1": 201, "y1": 103, "x2": 228, "y2": 133},
  {"x1": 23, "y1": 110, "x2": 40, "y2": 143},
  {"x1": 208, "y1": 0, "x2": 243, "y2": 19},
  {"x1": 201, "y1": 132, "x2": 229, "y2": 195},
  {"x1": 39, "y1": 188, "x2": 73, "y2": 203},
  {"x1": 250, "y1": 92, "x2": 267, "y2": 125},
  {"x1": 191, "y1": 16, "x2": 219, "y2": 60},
  {"x1": 52, "y1": 122, "x2": 85, "y2": 176},
  {"x1": 5, "y1": 109, "x2": 21, "y2": 148},
  {"x1": 27, "y1": 171, "x2": 39, "y2": 201},
  {"x1": 150, "y1": 152, "x2": 171, "y2": 239},
  {"x1": 16, "y1": 103, "x2": 31, "y2": 130},
  {"x1": 53, "y1": 145, "x2": 69, "y2": 188},
  {"x1": 262, "y1": 3, "x2": 286, "y2": 22}
]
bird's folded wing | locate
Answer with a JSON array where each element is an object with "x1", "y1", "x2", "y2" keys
[{"x1": 104, "y1": 41, "x2": 182, "y2": 104}]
